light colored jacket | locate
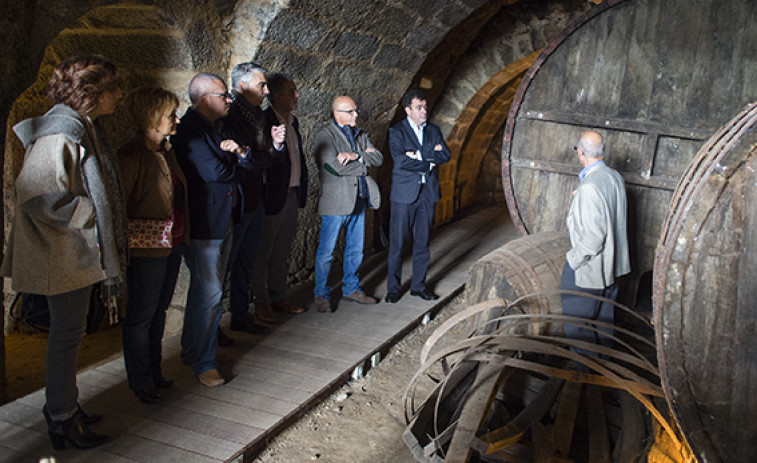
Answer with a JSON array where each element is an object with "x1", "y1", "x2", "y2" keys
[
  {"x1": 566, "y1": 162, "x2": 631, "y2": 289},
  {"x1": 314, "y1": 122, "x2": 383, "y2": 216},
  {"x1": 2, "y1": 105, "x2": 127, "y2": 295}
]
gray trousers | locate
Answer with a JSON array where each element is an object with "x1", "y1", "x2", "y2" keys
[
  {"x1": 46, "y1": 285, "x2": 92, "y2": 421},
  {"x1": 252, "y1": 190, "x2": 299, "y2": 305}
]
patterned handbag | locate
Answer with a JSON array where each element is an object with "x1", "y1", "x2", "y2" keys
[{"x1": 128, "y1": 218, "x2": 173, "y2": 248}]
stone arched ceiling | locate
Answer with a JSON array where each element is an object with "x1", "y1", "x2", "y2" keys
[
  {"x1": 1, "y1": 0, "x2": 599, "y2": 281},
  {"x1": 429, "y1": 0, "x2": 592, "y2": 222}
]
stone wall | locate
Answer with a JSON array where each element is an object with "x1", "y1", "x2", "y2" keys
[
  {"x1": 1, "y1": 0, "x2": 500, "y2": 336},
  {"x1": 1, "y1": 0, "x2": 599, "y2": 338}
]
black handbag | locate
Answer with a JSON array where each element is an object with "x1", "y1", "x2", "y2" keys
[{"x1": 10, "y1": 283, "x2": 112, "y2": 334}]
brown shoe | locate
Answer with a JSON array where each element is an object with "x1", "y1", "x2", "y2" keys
[
  {"x1": 314, "y1": 296, "x2": 332, "y2": 313},
  {"x1": 272, "y1": 298, "x2": 307, "y2": 314},
  {"x1": 343, "y1": 290, "x2": 378, "y2": 305},
  {"x1": 197, "y1": 369, "x2": 225, "y2": 387},
  {"x1": 255, "y1": 303, "x2": 278, "y2": 323}
]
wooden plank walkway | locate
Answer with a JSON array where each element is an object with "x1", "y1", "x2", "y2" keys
[{"x1": 0, "y1": 206, "x2": 519, "y2": 462}]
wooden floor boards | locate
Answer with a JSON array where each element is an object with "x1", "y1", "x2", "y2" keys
[{"x1": 0, "y1": 206, "x2": 517, "y2": 462}]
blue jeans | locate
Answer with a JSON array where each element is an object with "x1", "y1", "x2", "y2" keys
[
  {"x1": 314, "y1": 200, "x2": 366, "y2": 299},
  {"x1": 181, "y1": 228, "x2": 232, "y2": 375},
  {"x1": 228, "y1": 201, "x2": 265, "y2": 323},
  {"x1": 123, "y1": 244, "x2": 182, "y2": 392}
]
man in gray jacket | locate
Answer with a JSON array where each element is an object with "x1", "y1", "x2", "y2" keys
[
  {"x1": 560, "y1": 130, "x2": 630, "y2": 352},
  {"x1": 313, "y1": 96, "x2": 383, "y2": 312}
]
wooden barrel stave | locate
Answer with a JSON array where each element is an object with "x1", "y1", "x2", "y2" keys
[{"x1": 465, "y1": 231, "x2": 570, "y2": 336}]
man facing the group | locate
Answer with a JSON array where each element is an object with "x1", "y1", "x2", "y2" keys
[{"x1": 560, "y1": 130, "x2": 630, "y2": 354}]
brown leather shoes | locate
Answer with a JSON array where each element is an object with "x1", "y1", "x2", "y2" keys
[
  {"x1": 314, "y1": 296, "x2": 332, "y2": 313},
  {"x1": 343, "y1": 290, "x2": 378, "y2": 305},
  {"x1": 272, "y1": 298, "x2": 306, "y2": 314},
  {"x1": 197, "y1": 369, "x2": 225, "y2": 387},
  {"x1": 255, "y1": 303, "x2": 278, "y2": 323}
]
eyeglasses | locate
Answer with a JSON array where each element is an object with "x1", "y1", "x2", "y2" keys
[
  {"x1": 336, "y1": 108, "x2": 359, "y2": 115},
  {"x1": 205, "y1": 91, "x2": 232, "y2": 99}
]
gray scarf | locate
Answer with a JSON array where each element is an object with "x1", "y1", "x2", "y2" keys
[{"x1": 80, "y1": 117, "x2": 129, "y2": 290}]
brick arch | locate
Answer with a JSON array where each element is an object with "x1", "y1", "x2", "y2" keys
[
  {"x1": 437, "y1": 53, "x2": 538, "y2": 223},
  {"x1": 429, "y1": 0, "x2": 593, "y2": 224}
]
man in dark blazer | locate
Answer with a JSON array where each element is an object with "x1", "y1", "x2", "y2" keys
[
  {"x1": 251, "y1": 73, "x2": 309, "y2": 323},
  {"x1": 385, "y1": 90, "x2": 451, "y2": 303},
  {"x1": 172, "y1": 73, "x2": 252, "y2": 387},
  {"x1": 222, "y1": 62, "x2": 285, "y2": 336}
]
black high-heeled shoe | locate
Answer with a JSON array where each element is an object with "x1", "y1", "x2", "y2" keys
[
  {"x1": 46, "y1": 410, "x2": 108, "y2": 450},
  {"x1": 43, "y1": 404, "x2": 102, "y2": 426}
]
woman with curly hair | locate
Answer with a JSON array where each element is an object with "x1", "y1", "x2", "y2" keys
[
  {"x1": 2, "y1": 55, "x2": 128, "y2": 450},
  {"x1": 119, "y1": 87, "x2": 188, "y2": 404}
]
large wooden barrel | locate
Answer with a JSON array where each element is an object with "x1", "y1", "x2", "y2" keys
[
  {"x1": 654, "y1": 103, "x2": 757, "y2": 463},
  {"x1": 502, "y1": 0, "x2": 757, "y2": 304},
  {"x1": 465, "y1": 231, "x2": 569, "y2": 336}
]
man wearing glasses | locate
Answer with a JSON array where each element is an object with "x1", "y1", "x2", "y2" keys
[
  {"x1": 172, "y1": 73, "x2": 252, "y2": 387},
  {"x1": 312, "y1": 96, "x2": 383, "y2": 313}
]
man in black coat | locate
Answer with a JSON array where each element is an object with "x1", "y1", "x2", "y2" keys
[
  {"x1": 251, "y1": 73, "x2": 309, "y2": 323},
  {"x1": 222, "y1": 62, "x2": 286, "y2": 335},
  {"x1": 385, "y1": 90, "x2": 451, "y2": 304},
  {"x1": 172, "y1": 73, "x2": 252, "y2": 387}
]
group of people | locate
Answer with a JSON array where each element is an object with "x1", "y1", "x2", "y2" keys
[
  {"x1": 0, "y1": 54, "x2": 453, "y2": 451},
  {"x1": 1, "y1": 51, "x2": 630, "y2": 452}
]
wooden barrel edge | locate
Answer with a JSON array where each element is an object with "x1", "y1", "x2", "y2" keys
[
  {"x1": 653, "y1": 103, "x2": 757, "y2": 462},
  {"x1": 501, "y1": 0, "x2": 629, "y2": 237}
]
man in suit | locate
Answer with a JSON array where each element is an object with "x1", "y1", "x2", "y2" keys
[
  {"x1": 312, "y1": 96, "x2": 383, "y2": 313},
  {"x1": 222, "y1": 62, "x2": 286, "y2": 336},
  {"x1": 251, "y1": 73, "x2": 309, "y2": 323},
  {"x1": 385, "y1": 90, "x2": 451, "y2": 304},
  {"x1": 560, "y1": 130, "x2": 630, "y2": 353},
  {"x1": 172, "y1": 73, "x2": 252, "y2": 387}
]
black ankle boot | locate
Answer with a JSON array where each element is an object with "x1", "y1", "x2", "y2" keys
[
  {"x1": 43, "y1": 404, "x2": 102, "y2": 426},
  {"x1": 77, "y1": 405, "x2": 103, "y2": 424},
  {"x1": 47, "y1": 410, "x2": 108, "y2": 450}
]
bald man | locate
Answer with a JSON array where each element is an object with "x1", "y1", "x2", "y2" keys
[
  {"x1": 312, "y1": 96, "x2": 383, "y2": 313},
  {"x1": 560, "y1": 130, "x2": 630, "y2": 355}
]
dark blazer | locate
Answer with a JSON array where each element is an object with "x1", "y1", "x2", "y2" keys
[
  {"x1": 388, "y1": 118, "x2": 451, "y2": 204},
  {"x1": 263, "y1": 107, "x2": 308, "y2": 215},
  {"x1": 172, "y1": 107, "x2": 252, "y2": 239},
  {"x1": 222, "y1": 94, "x2": 279, "y2": 212}
]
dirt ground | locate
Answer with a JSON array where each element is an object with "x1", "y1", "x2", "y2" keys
[
  {"x1": 252, "y1": 294, "x2": 470, "y2": 463},
  {"x1": 4, "y1": 323, "x2": 125, "y2": 401},
  {"x1": 4, "y1": 294, "x2": 471, "y2": 463}
]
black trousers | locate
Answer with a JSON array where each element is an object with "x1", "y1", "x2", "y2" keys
[
  {"x1": 386, "y1": 186, "x2": 435, "y2": 294},
  {"x1": 560, "y1": 261, "x2": 618, "y2": 352}
]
